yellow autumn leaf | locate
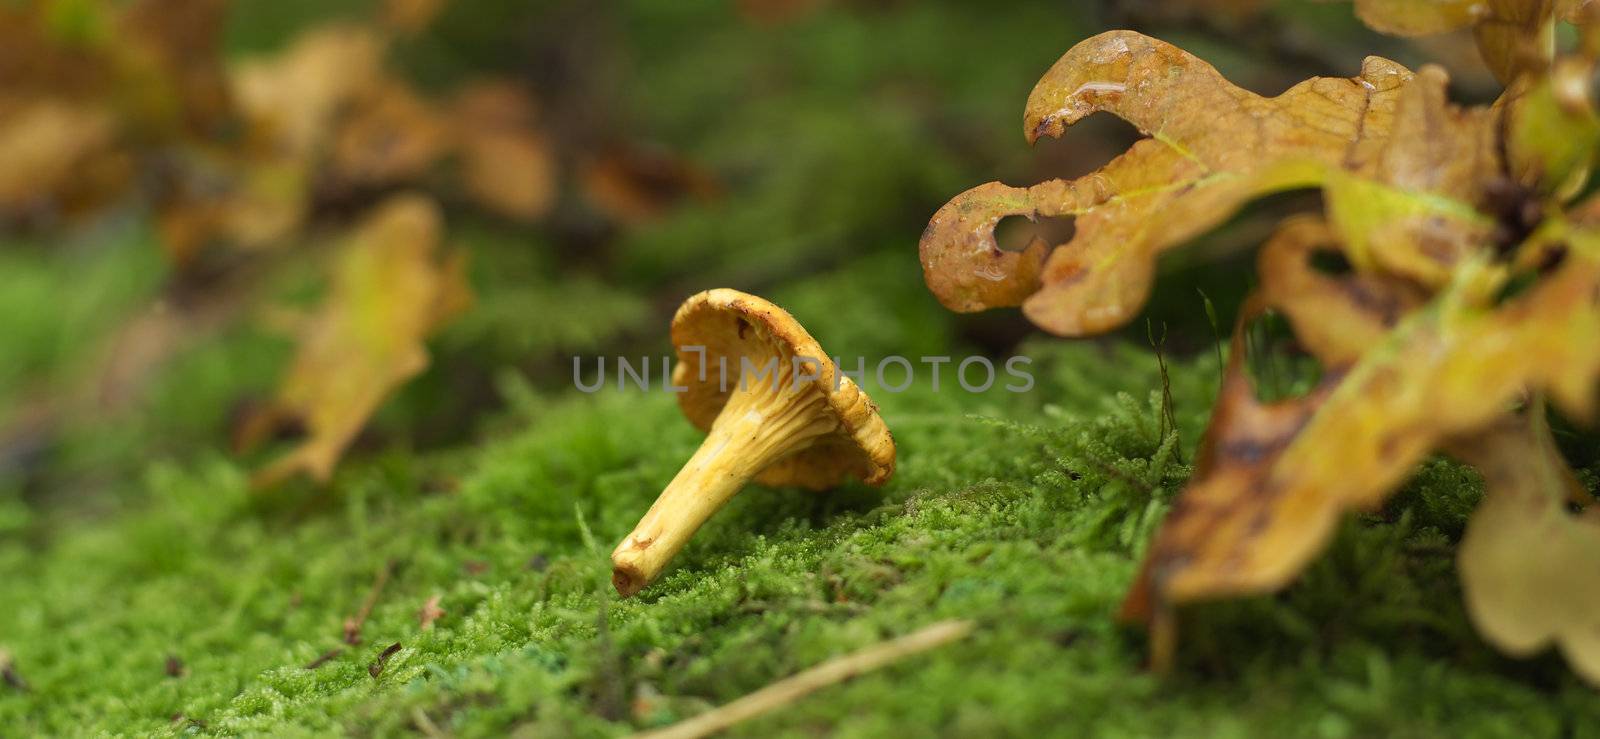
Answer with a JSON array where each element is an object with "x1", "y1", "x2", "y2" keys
[
  {"x1": 1123, "y1": 220, "x2": 1600, "y2": 676},
  {"x1": 1505, "y1": 56, "x2": 1600, "y2": 197},
  {"x1": 1449, "y1": 404, "x2": 1600, "y2": 685},
  {"x1": 0, "y1": 99, "x2": 124, "y2": 218},
  {"x1": 252, "y1": 194, "x2": 471, "y2": 487},
  {"x1": 1355, "y1": 0, "x2": 1574, "y2": 83},
  {"x1": 231, "y1": 25, "x2": 386, "y2": 164},
  {"x1": 920, "y1": 31, "x2": 1503, "y2": 336}
]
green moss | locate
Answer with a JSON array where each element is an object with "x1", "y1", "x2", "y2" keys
[
  {"x1": 3, "y1": 1, "x2": 1598, "y2": 735},
  {"x1": 3, "y1": 327, "x2": 1596, "y2": 735}
]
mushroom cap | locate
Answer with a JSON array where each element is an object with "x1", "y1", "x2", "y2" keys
[{"x1": 670, "y1": 288, "x2": 895, "y2": 489}]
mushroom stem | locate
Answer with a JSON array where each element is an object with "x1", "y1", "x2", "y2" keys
[{"x1": 612, "y1": 372, "x2": 836, "y2": 597}]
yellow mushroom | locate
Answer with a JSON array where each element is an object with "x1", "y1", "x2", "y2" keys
[{"x1": 611, "y1": 289, "x2": 896, "y2": 597}]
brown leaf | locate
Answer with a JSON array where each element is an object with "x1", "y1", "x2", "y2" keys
[
  {"x1": 252, "y1": 195, "x2": 471, "y2": 487},
  {"x1": 382, "y1": 0, "x2": 450, "y2": 37},
  {"x1": 920, "y1": 32, "x2": 1421, "y2": 336},
  {"x1": 921, "y1": 32, "x2": 1510, "y2": 336},
  {"x1": 451, "y1": 81, "x2": 556, "y2": 222},
  {"x1": 330, "y1": 79, "x2": 452, "y2": 190},
  {"x1": 1355, "y1": 0, "x2": 1569, "y2": 83},
  {"x1": 154, "y1": 151, "x2": 309, "y2": 263},
  {"x1": 581, "y1": 141, "x2": 720, "y2": 225},
  {"x1": 1256, "y1": 216, "x2": 1427, "y2": 365},
  {"x1": 1504, "y1": 56, "x2": 1600, "y2": 198},
  {"x1": 1123, "y1": 221, "x2": 1600, "y2": 659},
  {"x1": 1449, "y1": 405, "x2": 1600, "y2": 685},
  {"x1": 0, "y1": 99, "x2": 127, "y2": 219},
  {"x1": 417, "y1": 594, "x2": 444, "y2": 630},
  {"x1": 0, "y1": 7, "x2": 113, "y2": 100},
  {"x1": 1322, "y1": 65, "x2": 1498, "y2": 285},
  {"x1": 232, "y1": 25, "x2": 386, "y2": 163},
  {"x1": 368, "y1": 642, "x2": 403, "y2": 679},
  {"x1": 114, "y1": 0, "x2": 234, "y2": 137},
  {"x1": 1353, "y1": 0, "x2": 1483, "y2": 36},
  {"x1": 153, "y1": 25, "x2": 388, "y2": 259}
]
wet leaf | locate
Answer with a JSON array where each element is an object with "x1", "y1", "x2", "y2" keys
[
  {"x1": 919, "y1": 31, "x2": 1507, "y2": 335},
  {"x1": 1122, "y1": 223, "x2": 1600, "y2": 666},
  {"x1": 1449, "y1": 405, "x2": 1600, "y2": 685},
  {"x1": 1352, "y1": 0, "x2": 1482, "y2": 36},
  {"x1": 1255, "y1": 216, "x2": 1427, "y2": 365},
  {"x1": 252, "y1": 194, "x2": 471, "y2": 487},
  {"x1": 1505, "y1": 57, "x2": 1600, "y2": 197},
  {"x1": 1354, "y1": 0, "x2": 1577, "y2": 83},
  {"x1": 451, "y1": 81, "x2": 556, "y2": 222},
  {"x1": 1321, "y1": 65, "x2": 1498, "y2": 284}
]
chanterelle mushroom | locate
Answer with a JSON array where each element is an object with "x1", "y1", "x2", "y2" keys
[{"x1": 610, "y1": 289, "x2": 896, "y2": 597}]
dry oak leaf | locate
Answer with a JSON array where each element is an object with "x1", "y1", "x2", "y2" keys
[
  {"x1": 1320, "y1": 64, "x2": 1499, "y2": 285},
  {"x1": 154, "y1": 146, "x2": 311, "y2": 263},
  {"x1": 154, "y1": 25, "x2": 386, "y2": 260},
  {"x1": 330, "y1": 78, "x2": 452, "y2": 190},
  {"x1": 920, "y1": 33, "x2": 1379, "y2": 334},
  {"x1": 0, "y1": 99, "x2": 126, "y2": 218},
  {"x1": 113, "y1": 0, "x2": 234, "y2": 139},
  {"x1": 382, "y1": 0, "x2": 451, "y2": 37},
  {"x1": 1123, "y1": 225, "x2": 1600, "y2": 673},
  {"x1": 450, "y1": 81, "x2": 556, "y2": 222},
  {"x1": 1450, "y1": 407, "x2": 1600, "y2": 685},
  {"x1": 231, "y1": 25, "x2": 386, "y2": 165},
  {"x1": 580, "y1": 141, "x2": 721, "y2": 225},
  {"x1": 252, "y1": 194, "x2": 471, "y2": 487},
  {"x1": 1255, "y1": 216, "x2": 1428, "y2": 365},
  {"x1": 920, "y1": 31, "x2": 1509, "y2": 336},
  {"x1": 1354, "y1": 0, "x2": 1590, "y2": 83},
  {"x1": 0, "y1": 0, "x2": 233, "y2": 138},
  {"x1": 1504, "y1": 56, "x2": 1600, "y2": 196}
]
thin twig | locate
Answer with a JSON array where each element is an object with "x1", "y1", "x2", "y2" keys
[
  {"x1": 343, "y1": 559, "x2": 395, "y2": 645},
  {"x1": 1146, "y1": 319, "x2": 1182, "y2": 462},
  {"x1": 304, "y1": 648, "x2": 344, "y2": 670},
  {"x1": 418, "y1": 594, "x2": 445, "y2": 630},
  {"x1": 368, "y1": 642, "x2": 403, "y2": 679},
  {"x1": 630, "y1": 620, "x2": 974, "y2": 739}
]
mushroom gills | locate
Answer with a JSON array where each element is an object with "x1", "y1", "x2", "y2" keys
[{"x1": 611, "y1": 365, "x2": 839, "y2": 597}]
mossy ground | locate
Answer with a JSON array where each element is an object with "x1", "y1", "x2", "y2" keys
[{"x1": 3, "y1": 1, "x2": 1599, "y2": 736}]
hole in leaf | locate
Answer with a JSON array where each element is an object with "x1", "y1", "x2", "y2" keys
[
  {"x1": 993, "y1": 214, "x2": 1073, "y2": 254},
  {"x1": 1308, "y1": 249, "x2": 1353, "y2": 277},
  {"x1": 1241, "y1": 310, "x2": 1322, "y2": 403}
]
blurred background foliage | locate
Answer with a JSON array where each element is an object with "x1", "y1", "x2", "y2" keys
[
  {"x1": 0, "y1": 0, "x2": 1505, "y2": 510},
  {"x1": 2, "y1": 0, "x2": 1596, "y2": 735}
]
